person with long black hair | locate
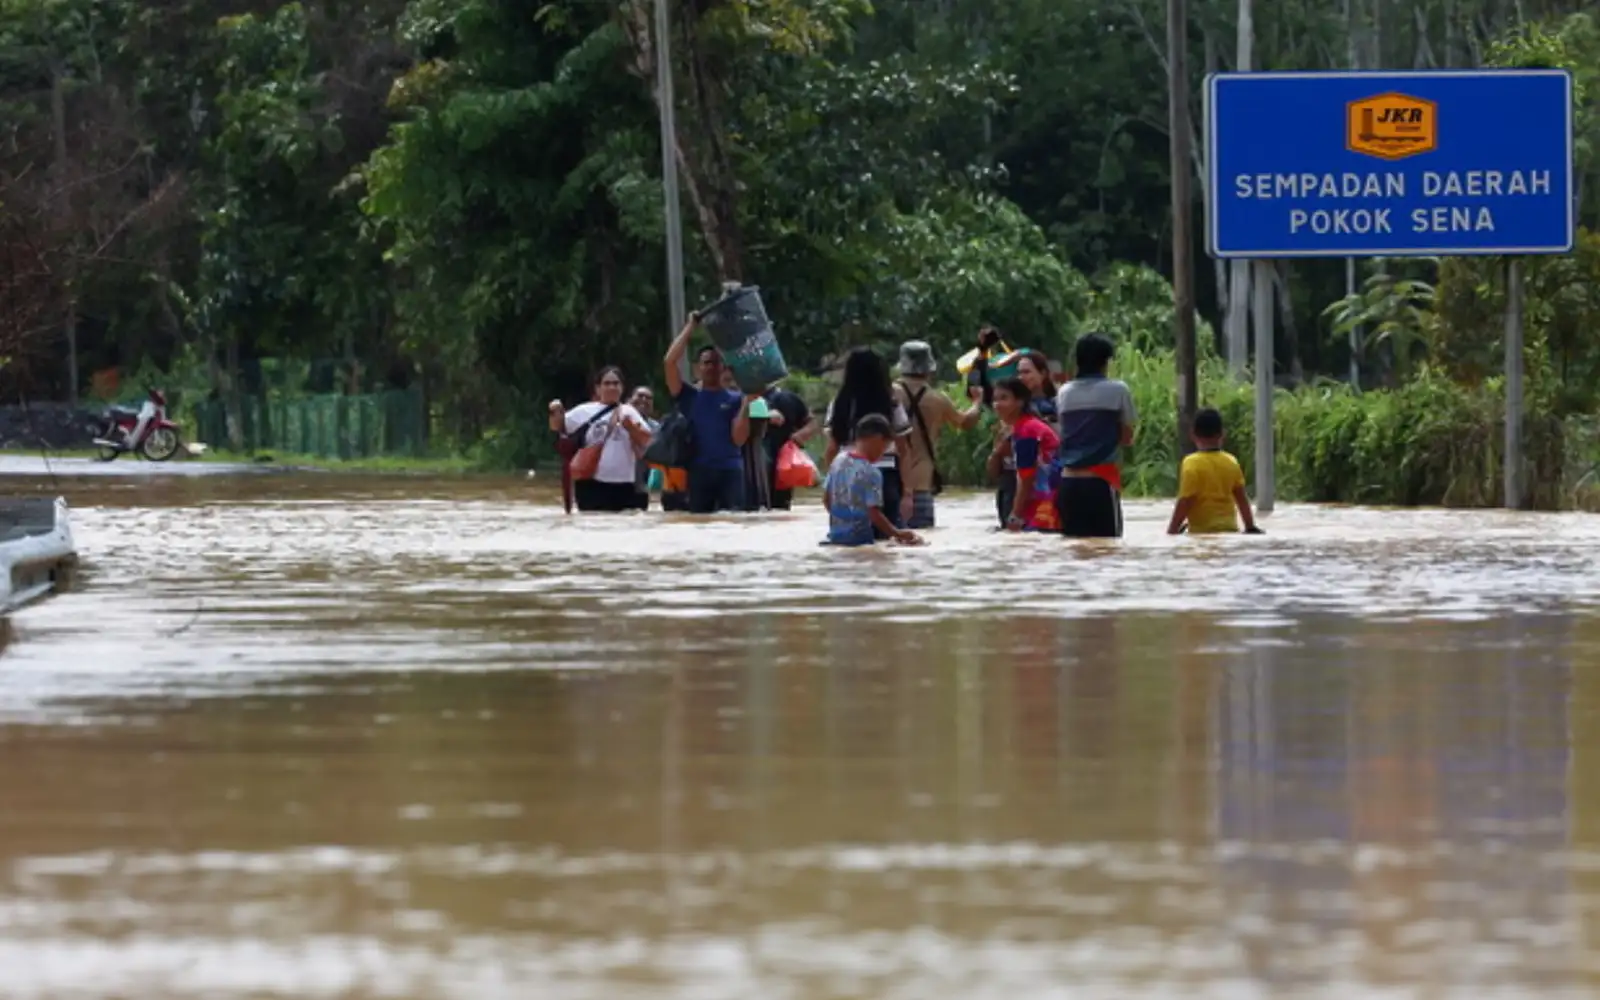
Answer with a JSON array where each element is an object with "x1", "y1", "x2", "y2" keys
[
  {"x1": 823, "y1": 347, "x2": 913, "y2": 536},
  {"x1": 760, "y1": 385, "x2": 816, "y2": 511}
]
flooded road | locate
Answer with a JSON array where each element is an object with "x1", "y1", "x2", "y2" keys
[{"x1": 2, "y1": 472, "x2": 1599, "y2": 999}]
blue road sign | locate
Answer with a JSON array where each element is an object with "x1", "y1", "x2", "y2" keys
[{"x1": 1206, "y1": 70, "x2": 1573, "y2": 259}]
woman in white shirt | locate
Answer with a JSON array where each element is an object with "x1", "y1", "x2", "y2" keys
[
  {"x1": 548, "y1": 366, "x2": 654, "y2": 512},
  {"x1": 822, "y1": 347, "x2": 915, "y2": 534}
]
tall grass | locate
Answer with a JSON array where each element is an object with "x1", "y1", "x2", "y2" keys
[{"x1": 784, "y1": 345, "x2": 1571, "y2": 508}]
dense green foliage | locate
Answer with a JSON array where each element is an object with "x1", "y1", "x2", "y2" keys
[{"x1": 4, "y1": 0, "x2": 1600, "y2": 505}]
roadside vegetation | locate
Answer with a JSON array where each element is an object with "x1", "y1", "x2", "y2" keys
[{"x1": 3, "y1": 1, "x2": 1598, "y2": 504}]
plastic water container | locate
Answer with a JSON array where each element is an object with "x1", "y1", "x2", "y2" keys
[
  {"x1": 698, "y1": 284, "x2": 789, "y2": 393},
  {"x1": 956, "y1": 344, "x2": 1023, "y2": 384}
]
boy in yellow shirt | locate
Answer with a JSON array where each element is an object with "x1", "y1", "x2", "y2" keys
[{"x1": 1167, "y1": 408, "x2": 1264, "y2": 535}]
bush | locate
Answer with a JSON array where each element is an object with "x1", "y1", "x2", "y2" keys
[
  {"x1": 1276, "y1": 368, "x2": 1562, "y2": 508},
  {"x1": 1566, "y1": 416, "x2": 1600, "y2": 511}
]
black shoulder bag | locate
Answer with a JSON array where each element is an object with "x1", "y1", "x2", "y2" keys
[
  {"x1": 556, "y1": 404, "x2": 617, "y2": 461},
  {"x1": 642, "y1": 409, "x2": 695, "y2": 469}
]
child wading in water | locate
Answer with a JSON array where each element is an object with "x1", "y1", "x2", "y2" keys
[
  {"x1": 823, "y1": 414, "x2": 924, "y2": 547},
  {"x1": 1166, "y1": 408, "x2": 1264, "y2": 535},
  {"x1": 989, "y1": 378, "x2": 1061, "y2": 532}
]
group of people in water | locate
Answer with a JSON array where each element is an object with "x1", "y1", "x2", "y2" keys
[{"x1": 549, "y1": 317, "x2": 1263, "y2": 545}]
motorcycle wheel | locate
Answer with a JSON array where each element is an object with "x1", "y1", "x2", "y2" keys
[
  {"x1": 140, "y1": 427, "x2": 181, "y2": 462},
  {"x1": 94, "y1": 422, "x2": 121, "y2": 462}
]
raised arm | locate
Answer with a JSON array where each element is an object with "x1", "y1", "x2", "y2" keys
[{"x1": 663, "y1": 313, "x2": 696, "y2": 397}]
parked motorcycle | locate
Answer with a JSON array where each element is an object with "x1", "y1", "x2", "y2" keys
[{"x1": 92, "y1": 387, "x2": 183, "y2": 462}]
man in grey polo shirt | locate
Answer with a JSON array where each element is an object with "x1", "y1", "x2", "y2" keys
[{"x1": 1054, "y1": 333, "x2": 1137, "y2": 537}]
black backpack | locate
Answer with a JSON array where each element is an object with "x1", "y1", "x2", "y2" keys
[{"x1": 642, "y1": 410, "x2": 695, "y2": 469}]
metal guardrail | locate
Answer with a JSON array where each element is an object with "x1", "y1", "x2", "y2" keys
[{"x1": 190, "y1": 387, "x2": 428, "y2": 459}]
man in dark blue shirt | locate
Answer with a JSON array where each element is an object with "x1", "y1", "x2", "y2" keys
[{"x1": 664, "y1": 314, "x2": 753, "y2": 513}]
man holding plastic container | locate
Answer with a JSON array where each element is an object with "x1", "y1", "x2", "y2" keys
[{"x1": 664, "y1": 312, "x2": 753, "y2": 513}]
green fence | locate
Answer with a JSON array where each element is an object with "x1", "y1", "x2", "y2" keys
[{"x1": 191, "y1": 386, "x2": 428, "y2": 459}]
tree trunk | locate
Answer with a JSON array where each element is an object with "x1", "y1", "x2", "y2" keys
[
  {"x1": 619, "y1": 0, "x2": 746, "y2": 283},
  {"x1": 344, "y1": 326, "x2": 358, "y2": 395},
  {"x1": 224, "y1": 330, "x2": 243, "y2": 451},
  {"x1": 200, "y1": 325, "x2": 223, "y2": 447},
  {"x1": 1369, "y1": 0, "x2": 1381, "y2": 69},
  {"x1": 1444, "y1": 0, "x2": 1458, "y2": 66},
  {"x1": 1414, "y1": 8, "x2": 1435, "y2": 67},
  {"x1": 675, "y1": 6, "x2": 745, "y2": 282},
  {"x1": 1274, "y1": 261, "x2": 1304, "y2": 385},
  {"x1": 51, "y1": 64, "x2": 78, "y2": 405},
  {"x1": 1122, "y1": 1, "x2": 1209, "y2": 234},
  {"x1": 154, "y1": 249, "x2": 183, "y2": 347},
  {"x1": 1206, "y1": 32, "x2": 1228, "y2": 357}
]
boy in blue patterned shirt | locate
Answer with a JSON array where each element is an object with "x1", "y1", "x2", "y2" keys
[{"x1": 823, "y1": 414, "x2": 924, "y2": 547}]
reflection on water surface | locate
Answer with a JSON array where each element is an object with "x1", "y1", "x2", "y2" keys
[{"x1": 1, "y1": 474, "x2": 1598, "y2": 998}]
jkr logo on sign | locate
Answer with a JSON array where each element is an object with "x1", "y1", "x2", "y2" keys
[{"x1": 1346, "y1": 93, "x2": 1438, "y2": 160}]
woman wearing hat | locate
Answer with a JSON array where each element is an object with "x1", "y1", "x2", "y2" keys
[{"x1": 894, "y1": 340, "x2": 984, "y2": 529}]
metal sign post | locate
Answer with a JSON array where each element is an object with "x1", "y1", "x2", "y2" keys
[
  {"x1": 1204, "y1": 69, "x2": 1573, "y2": 512},
  {"x1": 1252, "y1": 260, "x2": 1275, "y2": 512},
  {"x1": 1504, "y1": 259, "x2": 1524, "y2": 509}
]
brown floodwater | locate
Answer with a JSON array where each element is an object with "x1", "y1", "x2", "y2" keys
[{"x1": 2, "y1": 470, "x2": 1600, "y2": 999}]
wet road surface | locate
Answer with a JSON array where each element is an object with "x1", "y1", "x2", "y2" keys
[
  {"x1": 0, "y1": 454, "x2": 292, "y2": 478},
  {"x1": 1, "y1": 473, "x2": 1597, "y2": 998}
]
